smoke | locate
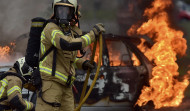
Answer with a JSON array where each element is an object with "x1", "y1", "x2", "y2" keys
[
  {"x1": 0, "y1": 0, "x2": 52, "y2": 43},
  {"x1": 0, "y1": 0, "x2": 154, "y2": 41},
  {"x1": 0, "y1": 52, "x2": 23, "y2": 66},
  {"x1": 0, "y1": 0, "x2": 52, "y2": 66}
]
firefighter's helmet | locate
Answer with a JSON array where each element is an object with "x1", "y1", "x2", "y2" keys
[
  {"x1": 53, "y1": 0, "x2": 77, "y2": 13},
  {"x1": 14, "y1": 57, "x2": 33, "y2": 81}
]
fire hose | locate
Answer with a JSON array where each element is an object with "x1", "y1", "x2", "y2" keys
[{"x1": 74, "y1": 33, "x2": 103, "y2": 111}]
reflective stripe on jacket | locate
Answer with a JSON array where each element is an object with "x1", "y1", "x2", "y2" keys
[{"x1": 0, "y1": 79, "x2": 8, "y2": 98}]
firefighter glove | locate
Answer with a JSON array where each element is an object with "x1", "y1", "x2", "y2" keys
[
  {"x1": 82, "y1": 60, "x2": 96, "y2": 70},
  {"x1": 92, "y1": 23, "x2": 105, "y2": 38}
]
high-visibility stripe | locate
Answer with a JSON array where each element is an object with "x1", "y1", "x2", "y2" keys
[
  {"x1": 81, "y1": 34, "x2": 91, "y2": 46},
  {"x1": 7, "y1": 86, "x2": 21, "y2": 96},
  {"x1": 41, "y1": 31, "x2": 46, "y2": 55},
  {"x1": 51, "y1": 30, "x2": 63, "y2": 46},
  {"x1": 0, "y1": 87, "x2": 5, "y2": 98},
  {"x1": 39, "y1": 65, "x2": 68, "y2": 82},
  {"x1": 1, "y1": 79, "x2": 8, "y2": 87},
  {"x1": 25, "y1": 100, "x2": 31, "y2": 110},
  {"x1": 31, "y1": 22, "x2": 44, "y2": 27},
  {"x1": 41, "y1": 43, "x2": 46, "y2": 55},
  {"x1": 41, "y1": 31, "x2": 45, "y2": 41},
  {"x1": 0, "y1": 79, "x2": 8, "y2": 98},
  {"x1": 73, "y1": 58, "x2": 80, "y2": 69}
]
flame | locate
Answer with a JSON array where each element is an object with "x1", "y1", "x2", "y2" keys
[
  {"x1": 106, "y1": 41, "x2": 129, "y2": 66},
  {"x1": 132, "y1": 38, "x2": 150, "y2": 66},
  {"x1": 107, "y1": 43, "x2": 122, "y2": 66},
  {"x1": 79, "y1": 43, "x2": 101, "y2": 65},
  {"x1": 0, "y1": 42, "x2": 16, "y2": 63},
  {"x1": 128, "y1": 0, "x2": 189, "y2": 109}
]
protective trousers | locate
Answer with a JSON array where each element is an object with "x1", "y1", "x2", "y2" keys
[{"x1": 35, "y1": 80, "x2": 74, "y2": 111}]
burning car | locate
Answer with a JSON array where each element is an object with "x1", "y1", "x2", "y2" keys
[
  {"x1": 73, "y1": 34, "x2": 153, "y2": 110},
  {"x1": 0, "y1": 33, "x2": 152, "y2": 111}
]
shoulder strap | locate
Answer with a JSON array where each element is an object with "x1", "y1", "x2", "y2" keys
[
  {"x1": 39, "y1": 46, "x2": 54, "y2": 61},
  {"x1": 52, "y1": 48, "x2": 57, "y2": 76},
  {"x1": 39, "y1": 46, "x2": 57, "y2": 77}
]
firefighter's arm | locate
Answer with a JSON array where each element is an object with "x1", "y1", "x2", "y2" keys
[
  {"x1": 44, "y1": 23, "x2": 105, "y2": 51},
  {"x1": 73, "y1": 58, "x2": 95, "y2": 70},
  {"x1": 7, "y1": 76, "x2": 34, "y2": 111},
  {"x1": 73, "y1": 58, "x2": 85, "y2": 69}
]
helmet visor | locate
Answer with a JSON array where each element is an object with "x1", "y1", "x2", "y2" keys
[{"x1": 55, "y1": 5, "x2": 75, "y2": 21}]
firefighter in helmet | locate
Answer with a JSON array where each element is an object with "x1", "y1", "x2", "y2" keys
[
  {"x1": 0, "y1": 57, "x2": 35, "y2": 111},
  {"x1": 35, "y1": 0, "x2": 105, "y2": 111}
]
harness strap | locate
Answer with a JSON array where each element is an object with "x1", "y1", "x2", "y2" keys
[
  {"x1": 40, "y1": 46, "x2": 54, "y2": 61},
  {"x1": 39, "y1": 45, "x2": 57, "y2": 77},
  {"x1": 52, "y1": 48, "x2": 57, "y2": 76}
]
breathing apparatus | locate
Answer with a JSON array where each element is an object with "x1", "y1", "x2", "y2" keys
[{"x1": 52, "y1": 0, "x2": 80, "y2": 27}]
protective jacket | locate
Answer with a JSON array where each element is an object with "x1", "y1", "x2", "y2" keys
[
  {"x1": 0, "y1": 68, "x2": 34, "y2": 111},
  {"x1": 39, "y1": 22, "x2": 96, "y2": 86}
]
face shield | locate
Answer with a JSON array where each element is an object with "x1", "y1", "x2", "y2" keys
[{"x1": 55, "y1": 5, "x2": 75, "y2": 26}]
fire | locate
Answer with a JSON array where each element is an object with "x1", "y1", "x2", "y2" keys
[
  {"x1": 132, "y1": 38, "x2": 150, "y2": 66},
  {"x1": 0, "y1": 42, "x2": 15, "y2": 63},
  {"x1": 81, "y1": 41, "x2": 126, "y2": 66},
  {"x1": 128, "y1": 0, "x2": 189, "y2": 109},
  {"x1": 106, "y1": 42, "x2": 122, "y2": 66},
  {"x1": 79, "y1": 42, "x2": 101, "y2": 65}
]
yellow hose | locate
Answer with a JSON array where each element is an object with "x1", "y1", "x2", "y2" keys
[
  {"x1": 74, "y1": 33, "x2": 103, "y2": 111},
  {"x1": 79, "y1": 40, "x2": 97, "y2": 104}
]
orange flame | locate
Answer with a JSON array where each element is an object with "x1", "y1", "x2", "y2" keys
[
  {"x1": 128, "y1": 0, "x2": 189, "y2": 109},
  {"x1": 80, "y1": 41, "x2": 126, "y2": 66},
  {"x1": 0, "y1": 42, "x2": 15, "y2": 63},
  {"x1": 132, "y1": 38, "x2": 151, "y2": 66}
]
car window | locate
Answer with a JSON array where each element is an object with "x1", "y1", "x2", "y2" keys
[
  {"x1": 78, "y1": 43, "x2": 102, "y2": 65},
  {"x1": 106, "y1": 40, "x2": 134, "y2": 67},
  {"x1": 78, "y1": 40, "x2": 141, "y2": 67}
]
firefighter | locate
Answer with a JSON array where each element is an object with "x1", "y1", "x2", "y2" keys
[
  {"x1": 35, "y1": 0, "x2": 105, "y2": 111},
  {"x1": 0, "y1": 57, "x2": 35, "y2": 111}
]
